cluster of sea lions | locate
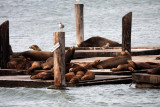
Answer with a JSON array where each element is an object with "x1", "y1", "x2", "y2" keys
[
  {"x1": 6, "y1": 36, "x2": 160, "y2": 84},
  {"x1": 7, "y1": 45, "x2": 97, "y2": 83}
]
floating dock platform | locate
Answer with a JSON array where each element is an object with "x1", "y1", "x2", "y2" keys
[
  {"x1": 132, "y1": 73, "x2": 160, "y2": 89},
  {"x1": 0, "y1": 47, "x2": 160, "y2": 88}
]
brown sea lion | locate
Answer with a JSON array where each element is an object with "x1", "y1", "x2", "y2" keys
[
  {"x1": 96, "y1": 51, "x2": 131, "y2": 69},
  {"x1": 7, "y1": 56, "x2": 31, "y2": 69},
  {"x1": 128, "y1": 61, "x2": 160, "y2": 70},
  {"x1": 111, "y1": 63, "x2": 134, "y2": 72},
  {"x1": 65, "y1": 46, "x2": 75, "y2": 63},
  {"x1": 69, "y1": 71, "x2": 85, "y2": 83},
  {"x1": 81, "y1": 71, "x2": 95, "y2": 80},
  {"x1": 147, "y1": 67, "x2": 160, "y2": 75},
  {"x1": 20, "y1": 50, "x2": 52, "y2": 61},
  {"x1": 26, "y1": 61, "x2": 41, "y2": 74},
  {"x1": 69, "y1": 76, "x2": 80, "y2": 83},
  {"x1": 30, "y1": 70, "x2": 53, "y2": 80},
  {"x1": 65, "y1": 72, "x2": 75, "y2": 82},
  {"x1": 78, "y1": 36, "x2": 121, "y2": 47},
  {"x1": 29, "y1": 45, "x2": 41, "y2": 51},
  {"x1": 69, "y1": 60, "x2": 100, "y2": 73},
  {"x1": 41, "y1": 57, "x2": 53, "y2": 70},
  {"x1": 76, "y1": 71, "x2": 85, "y2": 79}
]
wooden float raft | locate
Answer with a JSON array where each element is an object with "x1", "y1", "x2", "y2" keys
[
  {"x1": 0, "y1": 69, "x2": 148, "y2": 88},
  {"x1": 0, "y1": 75, "x2": 132, "y2": 88},
  {"x1": 132, "y1": 73, "x2": 160, "y2": 89}
]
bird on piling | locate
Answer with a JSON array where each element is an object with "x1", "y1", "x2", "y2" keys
[
  {"x1": 76, "y1": 0, "x2": 80, "y2": 4},
  {"x1": 58, "y1": 22, "x2": 64, "y2": 31}
]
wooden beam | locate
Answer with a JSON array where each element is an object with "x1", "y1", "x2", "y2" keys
[
  {"x1": 75, "y1": 4, "x2": 84, "y2": 46},
  {"x1": 53, "y1": 32, "x2": 66, "y2": 87},
  {"x1": 0, "y1": 20, "x2": 9, "y2": 69},
  {"x1": 122, "y1": 12, "x2": 132, "y2": 53}
]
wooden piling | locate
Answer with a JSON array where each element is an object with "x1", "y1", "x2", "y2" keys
[
  {"x1": 53, "y1": 32, "x2": 65, "y2": 87},
  {"x1": 75, "y1": 4, "x2": 84, "y2": 46},
  {"x1": 0, "y1": 20, "x2": 9, "y2": 69},
  {"x1": 122, "y1": 12, "x2": 132, "y2": 53}
]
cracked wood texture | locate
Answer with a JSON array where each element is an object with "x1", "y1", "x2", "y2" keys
[
  {"x1": 53, "y1": 32, "x2": 65, "y2": 87},
  {"x1": 0, "y1": 20, "x2": 9, "y2": 69},
  {"x1": 122, "y1": 12, "x2": 132, "y2": 53},
  {"x1": 75, "y1": 4, "x2": 84, "y2": 46}
]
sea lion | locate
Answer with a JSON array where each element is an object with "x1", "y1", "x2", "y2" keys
[
  {"x1": 78, "y1": 36, "x2": 121, "y2": 47},
  {"x1": 41, "y1": 57, "x2": 53, "y2": 70},
  {"x1": 20, "y1": 50, "x2": 52, "y2": 61},
  {"x1": 30, "y1": 70, "x2": 53, "y2": 80},
  {"x1": 39, "y1": 46, "x2": 75, "y2": 70},
  {"x1": 96, "y1": 51, "x2": 131, "y2": 69},
  {"x1": 65, "y1": 72, "x2": 75, "y2": 82},
  {"x1": 26, "y1": 61, "x2": 41, "y2": 75},
  {"x1": 147, "y1": 67, "x2": 160, "y2": 75},
  {"x1": 7, "y1": 56, "x2": 31, "y2": 69},
  {"x1": 128, "y1": 61, "x2": 160, "y2": 70},
  {"x1": 69, "y1": 60, "x2": 100, "y2": 73},
  {"x1": 76, "y1": 71, "x2": 85, "y2": 79},
  {"x1": 29, "y1": 45, "x2": 41, "y2": 51},
  {"x1": 69, "y1": 76, "x2": 80, "y2": 83},
  {"x1": 69, "y1": 71, "x2": 85, "y2": 83},
  {"x1": 111, "y1": 61, "x2": 134, "y2": 71},
  {"x1": 81, "y1": 71, "x2": 95, "y2": 80},
  {"x1": 65, "y1": 46, "x2": 75, "y2": 63}
]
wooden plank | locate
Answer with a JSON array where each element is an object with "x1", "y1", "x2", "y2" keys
[
  {"x1": 132, "y1": 73, "x2": 160, "y2": 85},
  {"x1": 136, "y1": 83, "x2": 160, "y2": 89},
  {"x1": 53, "y1": 32, "x2": 66, "y2": 87},
  {"x1": 75, "y1": 4, "x2": 84, "y2": 46},
  {"x1": 0, "y1": 75, "x2": 53, "y2": 88},
  {"x1": 122, "y1": 12, "x2": 132, "y2": 53},
  {"x1": 0, "y1": 69, "x2": 26, "y2": 76},
  {"x1": 73, "y1": 49, "x2": 160, "y2": 58},
  {"x1": 0, "y1": 20, "x2": 9, "y2": 69}
]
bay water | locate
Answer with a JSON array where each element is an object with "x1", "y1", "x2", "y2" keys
[{"x1": 0, "y1": 0, "x2": 160, "y2": 106}]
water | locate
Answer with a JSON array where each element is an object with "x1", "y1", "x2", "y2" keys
[
  {"x1": 0, "y1": 84, "x2": 160, "y2": 107},
  {"x1": 0, "y1": 0, "x2": 160, "y2": 106},
  {"x1": 0, "y1": 0, "x2": 160, "y2": 52}
]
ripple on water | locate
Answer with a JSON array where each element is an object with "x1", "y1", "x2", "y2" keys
[{"x1": 0, "y1": 84, "x2": 160, "y2": 107}]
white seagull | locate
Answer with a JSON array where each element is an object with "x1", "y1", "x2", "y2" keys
[
  {"x1": 76, "y1": 0, "x2": 80, "y2": 4},
  {"x1": 58, "y1": 22, "x2": 64, "y2": 31}
]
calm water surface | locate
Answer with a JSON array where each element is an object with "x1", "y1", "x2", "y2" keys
[
  {"x1": 0, "y1": 84, "x2": 160, "y2": 107},
  {"x1": 0, "y1": 0, "x2": 160, "y2": 52},
  {"x1": 0, "y1": 0, "x2": 160, "y2": 107}
]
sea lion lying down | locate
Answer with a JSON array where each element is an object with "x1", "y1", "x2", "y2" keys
[
  {"x1": 26, "y1": 46, "x2": 75, "y2": 74},
  {"x1": 111, "y1": 60, "x2": 160, "y2": 71},
  {"x1": 96, "y1": 50, "x2": 131, "y2": 69},
  {"x1": 78, "y1": 36, "x2": 121, "y2": 47}
]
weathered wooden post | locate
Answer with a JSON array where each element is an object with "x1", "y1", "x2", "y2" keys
[
  {"x1": 75, "y1": 4, "x2": 84, "y2": 46},
  {"x1": 53, "y1": 32, "x2": 65, "y2": 87},
  {"x1": 122, "y1": 12, "x2": 132, "y2": 53},
  {"x1": 0, "y1": 20, "x2": 9, "y2": 69}
]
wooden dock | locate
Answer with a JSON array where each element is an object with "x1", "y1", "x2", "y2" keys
[
  {"x1": 0, "y1": 49, "x2": 160, "y2": 88},
  {"x1": 132, "y1": 73, "x2": 160, "y2": 89},
  {"x1": 0, "y1": 75, "x2": 132, "y2": 88}
]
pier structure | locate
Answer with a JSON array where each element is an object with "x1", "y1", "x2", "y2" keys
[
  {"x1": 75, "y1": 3, "x2": 84, "y2": 46},
  {"x1": 53, "y1": 32, "x2": 66, "y2": 87},
  {"x1": 0, "y1": 20, "x2": 9, "y2": 69}
]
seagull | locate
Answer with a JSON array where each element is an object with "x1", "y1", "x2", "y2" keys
[
  {"x1": 76, "y1": 0, "x2": 80, "y2": 4},
  {"x1": 58, "y1": 22, "x2": 64, "y2": 31}
]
